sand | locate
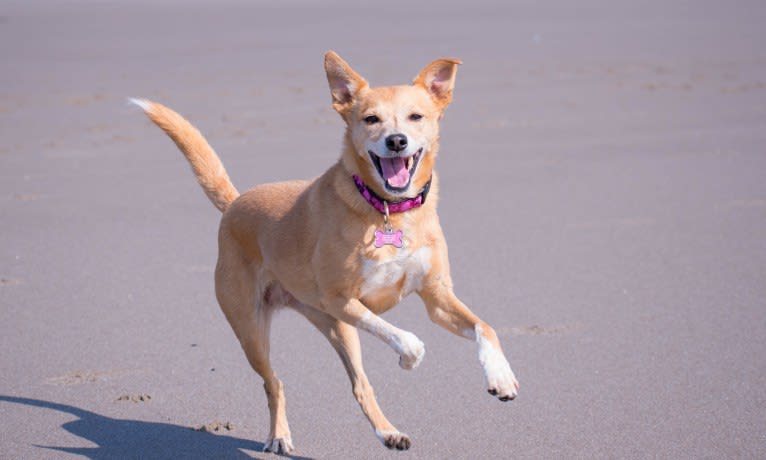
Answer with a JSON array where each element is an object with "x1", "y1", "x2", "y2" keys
[{"x1": 1, "y1": 1, "x2": 765, "y2": 458}]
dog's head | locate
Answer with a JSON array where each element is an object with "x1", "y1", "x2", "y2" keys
[{"x1": 325, "y1": 51, "x2": 461, "y2": 198}]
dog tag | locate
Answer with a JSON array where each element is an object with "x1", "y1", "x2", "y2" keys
[
  {"x1": 374, "y1": 229, "x2": 404, "y2": 248},
  {"x1": 374, "y1": 200, "x2": 404, "y2": 248}
]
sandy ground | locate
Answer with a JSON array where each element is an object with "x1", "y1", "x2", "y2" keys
[{"x1": 2, "y1": 1, "x2": 766, "y2": 458}]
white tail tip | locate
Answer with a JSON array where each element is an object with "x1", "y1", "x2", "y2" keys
[{"x1": 128, "y1": 97, "x2": 153, "y2": 112}]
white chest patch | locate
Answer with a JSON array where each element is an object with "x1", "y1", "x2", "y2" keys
[{"x1": 360, "y1": 246, "x2": 432, "y2": 299}]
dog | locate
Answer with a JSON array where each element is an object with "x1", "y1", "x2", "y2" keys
[{"x1": 131, "y1": 51, "x2": 519, "y2": 454}]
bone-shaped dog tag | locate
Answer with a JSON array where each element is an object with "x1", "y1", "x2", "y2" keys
[{"x1": 374, "y1": 229, "x2": 404, "y2": 248}]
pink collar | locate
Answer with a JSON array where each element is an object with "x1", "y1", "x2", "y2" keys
[{"x1": 352, "y1": 175, "x2": 432, "y2": 214}]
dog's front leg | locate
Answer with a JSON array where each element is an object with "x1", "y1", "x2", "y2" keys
[
  {"x1": 418, "y1": 279, "x2": 519, "y2": 401},
  {"x1": 323, "y1": 297, "x2": 425, "y2": 370},
  {"x1": 292, "y1": 303, "x2": 412, "y2": 450}
]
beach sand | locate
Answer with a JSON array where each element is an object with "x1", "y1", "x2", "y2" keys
[{"x1": 1, "y1": 1, "x2": 765, "y2": 458}]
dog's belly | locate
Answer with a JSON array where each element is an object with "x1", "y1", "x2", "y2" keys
[{"x1": 358, "y1": 246, "x2": 432, "y2": 313}]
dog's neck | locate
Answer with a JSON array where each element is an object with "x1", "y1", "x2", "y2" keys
[{"x1": 352, "y1": 175, "x2": 432, "y2": 215}]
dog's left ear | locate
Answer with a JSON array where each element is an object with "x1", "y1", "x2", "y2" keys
[{"x1": 413, "y1": 58, "x2": 462, "y2": 112}]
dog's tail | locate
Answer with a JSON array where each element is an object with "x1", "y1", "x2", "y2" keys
[{"x1": 130, "y1": 98, "x2": 239, "y2": 212}]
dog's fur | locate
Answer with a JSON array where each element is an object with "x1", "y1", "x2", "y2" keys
[{"x1": 132, "y1": 51, "x2": 518, "y2": 453}]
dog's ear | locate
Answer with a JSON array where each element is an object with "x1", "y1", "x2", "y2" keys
[
  {"x1": 413, "y1": 58, "x2": 462, "y2": 111},
  {"x1": 325, "y1": 51, "x2": 368, "y2": 114}
]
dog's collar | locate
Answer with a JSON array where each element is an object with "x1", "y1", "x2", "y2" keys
[{"x1": 352, "y1": 175, "x2": 431, "y2": 214}]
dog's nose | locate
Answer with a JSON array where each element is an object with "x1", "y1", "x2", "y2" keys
[{"x1": 385, "y1": 134, "x2": 408, "y2": 152}]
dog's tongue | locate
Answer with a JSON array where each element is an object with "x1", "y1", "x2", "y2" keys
[{"x1": 380, "y1": 157, "x2": 410, "y2": 188}]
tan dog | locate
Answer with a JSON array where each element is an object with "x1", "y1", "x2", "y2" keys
[{"x1": 132, "y1": 51, "x2": 518, "y2": 454}]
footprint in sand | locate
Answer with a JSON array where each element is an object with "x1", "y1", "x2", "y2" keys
[
  {"x1": 1, "y1": 277, "x2": 22, "y2": 286},
  {"x1": 497, "y1": 322, "x2": 583, "y2": 337},
  {"x1": 46, "y1": 369, "x2": 138, "y2": 385},
  {"x1": 116, "y1": 394, "x2": 152, "y2": 403},
  {"x1": 193, "y1": 421, "x2": 234, "y2": 433}
]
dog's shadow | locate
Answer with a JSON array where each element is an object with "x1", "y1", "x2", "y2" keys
[{"x1": 0, "y1": 395, "x2": 314, "y2": 460}]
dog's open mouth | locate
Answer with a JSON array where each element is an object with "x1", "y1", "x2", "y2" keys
[{"x1": 368, "y1": 148, "x2": 423, "y2": 192}]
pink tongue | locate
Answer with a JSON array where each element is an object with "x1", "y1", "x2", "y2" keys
[{"x1": 380, "y1": 157, "x2": 410, "y2": 187}]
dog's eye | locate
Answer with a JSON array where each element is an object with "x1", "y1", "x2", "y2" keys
[
  {"x1": 364, "y1": 115, "x2": 380, "y2": 125},
  {"x1": 409, "y1": 113, "x2": 423, "y2": 121}
]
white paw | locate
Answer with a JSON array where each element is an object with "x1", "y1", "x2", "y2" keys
[
  {"x1": 477, "y1": 328, "x2": 519, "y2": 401},
  {"x1": 375, "y1": 429, "x2": 412, "y2": 450},
  {"x1": 394, "y1": 331, "x2": 425, "y2": 370},
  {"x1": 484, "y1": 358, "x2": 519, "y2": 402},
  {"x1": 263, "y1": 436, "x2": 294, "y2": 454}
]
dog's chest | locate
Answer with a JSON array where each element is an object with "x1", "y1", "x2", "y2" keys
[{"x1": 359, "y1": 246, "x2": 432, "y2": 303}]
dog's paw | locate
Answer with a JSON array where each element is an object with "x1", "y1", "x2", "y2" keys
[
  {"x1": 478, "y1": 335, "x2": 519, "y2": 401},
  {"x1": 396, "y1": 331, "x2": 425, "y2": 370},
  {"x1": 486, "y1": 365, "x2": 519, "y2": 402},
  {"x1": 263, "y1": 436, "x2": 294, "y2": 454},
  {"x1": 376, "y1": 430, "x2": 412, "y2": 451},
  {"x1": 483, "y1": 355, "x2": 519, "y2": 401}
]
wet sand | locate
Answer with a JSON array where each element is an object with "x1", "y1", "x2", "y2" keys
[{"x1": 2, "y1": 1, "x2": 766, "y2": 458}]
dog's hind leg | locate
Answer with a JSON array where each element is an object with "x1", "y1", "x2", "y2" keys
[
  {"x1": 214, "y1": 247, "x2": 293, "y2": 454},
  {"x1": 239, "y1": 304, "x2": 294, "y2": 454},
  {"x1": 292, "y1": 303, "x2": 412, "y2": 451}
]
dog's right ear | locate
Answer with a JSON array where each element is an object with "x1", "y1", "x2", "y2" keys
[{"x1": 324, "y1": 51, "x2": 368, "y2": 114}]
